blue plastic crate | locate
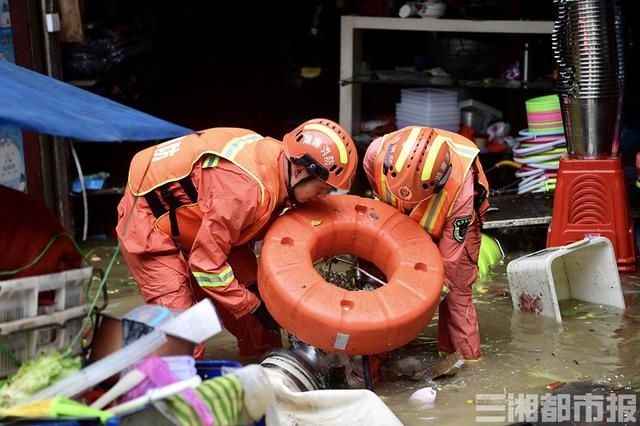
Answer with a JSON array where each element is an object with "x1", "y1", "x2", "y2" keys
[
  {"x1": 195, "y1": 360, "x2": 243, "y2": 380},
  {"x1": 10, "y1": 419, "x2": 101, "y2": 425},
  {"x1": 71, "y1": 173, "x2": 109, "y2": 193}
]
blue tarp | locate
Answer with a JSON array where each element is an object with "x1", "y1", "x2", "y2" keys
[{"x1": 0, "y1": 60, "x2": 193, "y2": 141}]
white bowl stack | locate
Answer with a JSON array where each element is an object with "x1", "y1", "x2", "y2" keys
[{"x1": 395, "y1": 88, "x2": 459, "y2": 131}]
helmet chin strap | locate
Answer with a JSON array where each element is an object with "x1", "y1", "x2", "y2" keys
[
  {"x1": 286, "y1": 160, "x2": 300, "y2": 206},
  {"x1": 286, "y1": 161, "x2": 319, "y2": 206}
]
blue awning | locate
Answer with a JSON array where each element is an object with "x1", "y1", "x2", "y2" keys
[{"x1": 0, "y1": 60, "x2": 192, "y2": 142}]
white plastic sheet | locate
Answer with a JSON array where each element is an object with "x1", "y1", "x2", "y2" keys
[{"x1": 265, "y1": 369, "x2": 403, "y2": 426}]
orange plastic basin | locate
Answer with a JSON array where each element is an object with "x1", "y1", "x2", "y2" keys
[{"x1": 258, "y1": 195, "x2": 444, "y2": 355}]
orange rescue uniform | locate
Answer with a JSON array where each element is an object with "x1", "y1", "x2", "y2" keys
[
  {"x1": 364, "y1": 128, "x2": 489, "y2": 359},
  {"x1": 117, "y1": 129, "x2": 286, "y2": 357}
]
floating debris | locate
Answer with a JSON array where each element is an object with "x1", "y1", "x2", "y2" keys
[
  {"x1": 546, "y1": 381, "x2": 566, "y2": 391},
  {"x1": 315, "y1": 256, "x2": 386, "y2": 291},
  {"x1": 412, "y1": 352, "x2": 464, "y2": 381},
  {"x1": 409, "y1": 387, "x2": 436, "y2": 408},
  {"x1": 474, "y1": 284, "x2": 489, "y2": 294},
  {"x1": 527, "y1": 370, "x2": 580, "y2": 383},
  {"x1": 518, "y1": 293, "x2": 543, "y2": 314},
  {"x1": 432, "y1": 353, "x2": 464, "y2": 380}
]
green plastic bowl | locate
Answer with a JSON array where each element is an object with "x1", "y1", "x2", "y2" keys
[{"x1": 526, "y1": 95, "x2": 560, "y2": 113}]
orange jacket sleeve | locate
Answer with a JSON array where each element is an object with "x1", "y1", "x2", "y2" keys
[
  {"x1": 188, "y1": 161, "x2": 262, "y2": 318},
  {"x1": 438, "y1": 173, "x2": 479, "y2": 290}
]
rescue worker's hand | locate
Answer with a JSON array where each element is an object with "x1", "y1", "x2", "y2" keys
[{"x1": 251, "y1": 300, "x2": 280, "y2": 331}]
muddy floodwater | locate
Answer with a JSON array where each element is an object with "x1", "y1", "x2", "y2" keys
[{"x1": 85, "y1": 239, "x2": 640, "y2": 425}]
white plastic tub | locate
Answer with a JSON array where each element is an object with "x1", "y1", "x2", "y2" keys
[{"x1": 506, "y1": 237, "x2": 625, "y2": 322}]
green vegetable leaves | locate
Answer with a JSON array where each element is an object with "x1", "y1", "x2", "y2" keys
[{"x1": 0, "y1": 351, "x2": 81, "y2": 407}]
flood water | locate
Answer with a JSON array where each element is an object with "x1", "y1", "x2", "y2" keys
[{"x1": 85, "y1": 237, "x2": 640, "y2": 425}]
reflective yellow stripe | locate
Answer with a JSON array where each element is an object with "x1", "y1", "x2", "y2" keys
[
  {"x1": 421, "y1": 135, "x2": 449, "y2": 181},
  {"x1": 394, "y1": 127, "x2": 421, "y2": 171},
  {"x1": 377, "y1": 134, "x2": 397, "y2": 206},
  {"x1": 418, "y1": 200, "x2": 434, "y2": 229},
  {"x1": 221, "y1": 133, "x2": 263, "y2": 159},
  {"x1": 203, "y1": 155, "x2": 220, "y2": 169},
  {"x1": 304, "y1": 123, "x2": 348, "y2": 164},
  {"x1": 426, "y1": 189, "x2": 448, "y2": 233},
  {"x1": 217, "y1": 133, "x2": 266, "y2": 205},
  {"x1": 379, "y1": 164, "x2": 397, "y2": 207},
  {"x1": 418, "y1": 189, "x2": 447, "y2": 233},
  {"x1": 379, "y1": 174, "x2": 386, "y2": 200},
  {"x1": 193, "y1": 266, "x2": 235, "y2": 287},
  {"x1": 450, "y1": 141, "x2": 478, "y2": 159}
]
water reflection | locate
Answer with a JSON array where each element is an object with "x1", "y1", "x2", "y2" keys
[{"x1": 88, "y1": 242, "x2": 639, "y2": 425}]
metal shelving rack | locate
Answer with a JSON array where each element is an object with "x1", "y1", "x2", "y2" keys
[{"x1": 339, "y1": 16, "x2": 554, "y2": 134}]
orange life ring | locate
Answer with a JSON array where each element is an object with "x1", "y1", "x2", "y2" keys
[{"x1": 258, "y1": 195, "x2": 444, "y2": 355}]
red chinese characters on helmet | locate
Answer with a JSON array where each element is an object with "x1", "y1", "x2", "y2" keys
[{"x1": 283, "y1": 118, "x2": 358, "y2": 191}]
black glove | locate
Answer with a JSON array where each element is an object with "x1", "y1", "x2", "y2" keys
[{"x1": 252, "y1": 300, "x2": 280, "y2": 331}]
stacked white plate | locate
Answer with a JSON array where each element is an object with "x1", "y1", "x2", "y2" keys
[
  {"x1": 512, "y1": 131, "x2": 566, "y2": 195},
  {"x1": 395, "y1": 88, "x2": 459, "y2": 131}
]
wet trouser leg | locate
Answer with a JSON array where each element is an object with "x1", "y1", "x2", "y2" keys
[{"x1": 437, "y1": 220, "x2": 482, "y2": 360}]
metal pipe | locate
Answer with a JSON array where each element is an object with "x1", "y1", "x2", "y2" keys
[
  {"x1": 70, "y1": 142, "x2": 88, "y2": 241},
  {"x1": 362, "y1": 355, "x2": 374, "y2": 391},
  {"x1": 334, "y1": 257, "x2": 386, "y2": 286},
  {"x1": 39, "y1": 0, "x2": 54, "y2": 76}
]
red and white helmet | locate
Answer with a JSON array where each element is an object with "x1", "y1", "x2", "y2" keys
[
  {"x1": 283, "y1": 118, "x2": 358, "y2": 191},
  {"x1": 381, "y1": 126, "x2": 452, "y2": 204}
]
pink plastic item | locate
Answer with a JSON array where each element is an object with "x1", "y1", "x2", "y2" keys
[
  {"x1": 124, "y1": 356, "x2": 214, "y2": 426},
  {"x1": 527, "y1": 111, "x2": 562, "y2": 121}
]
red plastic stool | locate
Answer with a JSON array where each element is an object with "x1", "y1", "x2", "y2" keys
[{"x1": 547, "y1": 157, "x2": 637, "y2": 271}]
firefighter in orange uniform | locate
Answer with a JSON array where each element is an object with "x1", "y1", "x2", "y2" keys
[
  {"x1": 363, "y1": 126, "x2": 489, "y2": 360},
  {"x1": 117, "y1": 119, "x2": 358, "y2": 357}
]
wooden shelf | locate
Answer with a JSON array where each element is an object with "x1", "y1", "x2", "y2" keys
[
  {"x1": 70, "y1": 187, "x2": 124, "y2": 197},
  {"x1": 341, "y1": 75, "x2": 555, "y2": 90},
  {"x1": 343, "y1": 16, "x2": 553, "y2": 34},
  {"x1": 339, "y1": 16, "x2": 555, "y2": 134},
  {"x1": 481, "y1": 186, "x2": 640, "y2": 230}
]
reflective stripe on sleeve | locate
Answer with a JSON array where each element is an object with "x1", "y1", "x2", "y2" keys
[{"x1": 193, "y1": 265, "x2": 235, "y2": 287}]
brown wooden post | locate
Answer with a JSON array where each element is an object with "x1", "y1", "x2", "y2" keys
[{"x1": 57, "y1": 0, "x2": 83, "y2": 42}]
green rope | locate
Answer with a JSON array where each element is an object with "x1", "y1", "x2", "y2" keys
[
  {"x1": 0, "y1": 222, "x2": 116, "y2": 361},
  {"x1": 0, "y1": 345, "x2": 21, "y2": 366},
  {"x1": 69, "y1": 195, "x2": 141, "y2": 352},
  {"x1": 0, "y1": 151, "x2": 157, "y2": 369},
  {"x1": 1, "y1": 154, "x2": 152, "y2": 366},
  {"x1": 0, "y1": 232, "x2": 94, "y2": 366},
  {"x1": 69, "y1": 245, "x2": 120, "y2": 351},
  {"x1": 0, "y1": 232, "x2": 91, "y2": 277}
]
